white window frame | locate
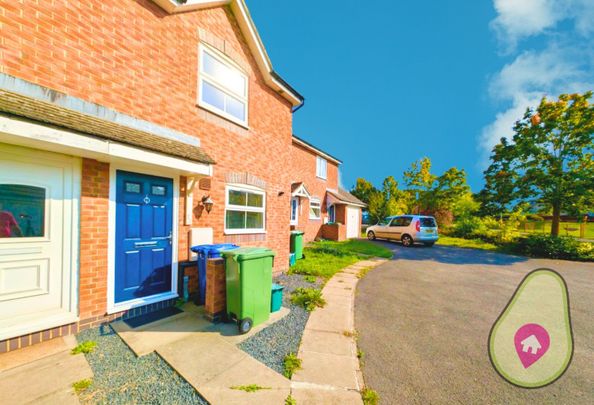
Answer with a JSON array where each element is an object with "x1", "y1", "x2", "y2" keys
[
  {"x1": 316, "y1": 156, "x2": 327, "y2": 180},
  {"x1": 198, "y1": 43, "x2": 249, "y2": 127},
  {"x1": 290, "y1": 197, "x2": 299, "y2": 225},
  {"x1": 225, "y1": 184, "x2": 266, "y2": 234},
  {"x1": 309, "y1": 198, "x2": 322, "y2": 220}
]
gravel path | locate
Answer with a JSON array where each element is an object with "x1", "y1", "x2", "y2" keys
[
  {"x1": 76, "y1": 325, "x2": 207, "y2": 404},
  {"x1": 238, "y1": 273, "x2": 321, "y2": 374}
]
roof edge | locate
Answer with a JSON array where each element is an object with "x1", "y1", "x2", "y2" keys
[
  {"x1": 292, "y1": 135, "x2": 342, "y2": 165},
  {"x1": 150, "y1": 0, "x2": 304, "y2": 107}
]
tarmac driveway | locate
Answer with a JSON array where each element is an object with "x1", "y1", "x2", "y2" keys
[{"x1": 355, "y1": 242, "x2": 594, "y2": 404}]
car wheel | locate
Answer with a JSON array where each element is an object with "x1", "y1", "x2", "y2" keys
[
  {"x1": 367, "y1": 231, "x2": 376, "y2": 240},
  {"x1": 424, "y1": 242, "x2": 435, "y2": 247},
  {"x1": 238, "y1": 317, "x2": 253, "y2": 334},
  {"x1": 401, "y1": 234, "x2": 413, "y2": 247}
]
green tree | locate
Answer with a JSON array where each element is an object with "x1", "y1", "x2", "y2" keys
[
  {"x1": 403, "y1": 157, "x2": 436, "y2": 213},
  {"x1": 350, "y1": 178, "x2": 377, "y2": 205},
  {"x1": 483, "y1": 92, "x2": 594, "y2": 236},
  {"x1": 429, "y1": 167, "x2": 471, "y2": 212},
  {"x1": 363, "y1": 176, "x2": 407, "y2": 223},
  {"x1": 477, "y1": 137, "x2": 517, "y2": 216}
]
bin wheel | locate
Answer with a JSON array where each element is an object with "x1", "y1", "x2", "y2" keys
[{"x1": 238, "y1": 318, "x2": 253, "y2": 334}]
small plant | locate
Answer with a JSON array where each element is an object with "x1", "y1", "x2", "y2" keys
[
  {"x1": 71, "y1": 341, "x2": 97, "y2": 355},
  {"x1": 357, "y1": 349, "x2": 364, "y2": 359},
  {"x1": 283, "y1": 352, "x2": 302, "y2": 378},
  {"x1": 361, "y1": 387, "x2": 380, "y2": 405},
  {"x1": 230, "y1": 384, "x2": 270, "y2": 392},
  {"x1": 291, "y1": 288, "x2": 326, "y2": 311},
  {"x1": 343, "y1": 329, "x2": 359, "y2": 339},
  {"x1": 72, "y1": 378, "x2": 92, "y2": 394},
  {"x1": 304, "y1": 275, "x2": 317, "y2": 283},
  {"x1": 175, "y1": 298, "x2": 186, "y2": 308},
  {"x1": 285, "y1": 394, "x2": 297, "y2": 405}
]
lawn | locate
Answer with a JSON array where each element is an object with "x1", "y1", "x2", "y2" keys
[
  {"x1": 288, "y1": 239, "x2": 392, "y2": 280},
  {"x1": 437, "y1": 236, "x2": 499, "y2": 251}
]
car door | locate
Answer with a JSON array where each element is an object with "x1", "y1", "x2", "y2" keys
[{"x1": 387, "y1": 217, "x2": 404, "y2": 240}]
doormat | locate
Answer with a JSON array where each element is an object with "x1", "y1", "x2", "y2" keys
[{"x1": 124, "y1": 306, "x2": 183, "y2": 329}]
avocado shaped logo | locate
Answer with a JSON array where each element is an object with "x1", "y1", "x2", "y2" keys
[{"x1": 488, "y1": 269, "x2": 573, "y2": 388}]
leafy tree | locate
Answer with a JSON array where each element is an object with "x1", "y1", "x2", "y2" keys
[
  {"x1": 429, "y1": 167, "x2": 471, "y2": 212},
  {"x1": 452, "y1": 192, "x2": 480, "y2": 219},
  {"x1": 477, "y1": 138, "x2": 517, "y2": 216},
  {"x1": 482, "y1": 92, "x2": 594, "y2": 236},
  {"x1": 350, "y1": 178, "x2": 377, "y2": 205},
  {"x1": 403, "y1": 157, "x2": 436, "y2": 213}
]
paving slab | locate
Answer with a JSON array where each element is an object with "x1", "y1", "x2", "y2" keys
[
  {"x1": 199, "y1": 386, "x2": 289, "y2": 405},
  {"x1": 291, "y1": 385, "x2": 363, "y2": 405},
  {"x1": 292, "y1": 350, "x2": 360, "y2": 389},
  {"x1": 0, "y1": 335, "x2": 77, "y2": 372},
  {"x1": 299, "y1": 329, "x2": 356, "y2": 357},
  {"x1": 306, "y1": 302, "x2": 352, "y2": 332},
  {"x1": 34, "y1": 388, "x2": 80, "y2": 405},
  {"x1": 0, "y1": 350, "x2": 92, "y2": 404},
  {"x1": 211, "y1": 306, "x2": 290, "y2": 345},
  {"x1": 157, "y1": 333, "x2": 247, "y2": 388}
]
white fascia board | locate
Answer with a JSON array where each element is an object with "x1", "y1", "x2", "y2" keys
[
  {"x1": 0, "y1": 114, "x2": 212, "y2": 176},
  {"x1": 293, "y1": 137, "x2": 342, "y2": 165}
]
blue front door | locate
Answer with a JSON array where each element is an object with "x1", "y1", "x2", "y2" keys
[{"x1": 115, "y1": 170, "x2": 174, "y2": 303}]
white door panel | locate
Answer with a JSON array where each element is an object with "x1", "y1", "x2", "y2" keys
[
  {"x1": 346, "y1": 207, "x2": 360, "y2": 239},
  {"x1": 0, "y1": 143, "x2": 79, "y2": 340}
]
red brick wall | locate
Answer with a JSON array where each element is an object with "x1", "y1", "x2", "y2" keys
[
  {"x1": 79, "y1": 158, "x2": 110, "y2": 320},
  {"x1": 1, "y1": 0, "x2": 293, "y2": 272},
  {"x1": 289, "y1": 142, "x2": 340, "y2": 243}
]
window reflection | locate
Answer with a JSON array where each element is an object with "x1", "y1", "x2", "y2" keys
[{"x1": 0, "y1": 184, "x2": 45, "y2": 238}]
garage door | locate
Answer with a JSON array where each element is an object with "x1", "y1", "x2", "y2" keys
[
  {"x1": 0, "y1": 143, "x2": 79, "y2": 340},
  {"x1": 346, "y1": 206, "x2": 360, "y2": 239}
]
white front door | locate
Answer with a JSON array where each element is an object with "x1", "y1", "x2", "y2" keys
[
  {"x1": 0, "y1": 143, "x2": 80, "y2": 340},
  {"x1": 346, "y1": 206, "x2": 360, "y2": 238}
]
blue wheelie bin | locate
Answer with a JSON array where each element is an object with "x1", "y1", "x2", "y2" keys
[{"x1": 190, "y1": 244, "x2": 239, "y2": 304}]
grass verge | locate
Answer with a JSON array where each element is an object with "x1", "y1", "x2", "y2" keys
[
  {"x1": 289, "y1": 240, "x2": 391, "y2": 280},
  {"x1": 437, "y1": 236, "x2": 499, "y2": 251}
]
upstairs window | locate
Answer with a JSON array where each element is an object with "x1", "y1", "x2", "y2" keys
[
  {"x1": 199, "y1": 45, "x2": 248, "y2": 126},
  {"x1": 316, "y1": 156, "x2": 327, "y2": 179}
]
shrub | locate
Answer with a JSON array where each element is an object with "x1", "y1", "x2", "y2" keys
[
  {"x1": 283, "y1": 353, "x2": 302, "y2": 378},
  {"x1": 511, "y1": 235, "x2": 594, "y2": 261},
  {"x1": 291, "y1": 288, "x2": 326, "y2": 311}
]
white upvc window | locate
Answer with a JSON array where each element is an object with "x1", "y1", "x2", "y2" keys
[
  {"x1": 198, "y1": 44, "x2": 248, "y2": 126},
  {"x1": 225, "y1": 185, "x2": 265, "y2": 234},
  {"x1": 309, "y1": 198, "x2": 321, "y2": 220},
  {"x1": 316, "y1": 156, "x2": 327, "y2": 179},
  {"x1": 290, "y1": 197, "x2": 299, "y2": 225}
]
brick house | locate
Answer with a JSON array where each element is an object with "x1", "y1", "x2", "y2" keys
[
  {"x1": 0, "y1": 0, "x2": 306, "y2": 352},
  {"x1": 290, "y1": 136, "x2": 365, "y2": 243}
]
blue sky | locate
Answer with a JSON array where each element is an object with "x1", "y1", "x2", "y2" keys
[{"x1": 247, "y1": 0, "x2": 594, "y2": 192}]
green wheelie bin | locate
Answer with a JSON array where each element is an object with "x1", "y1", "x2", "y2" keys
[
  {"x1": 290, "y1": 230, "x2": 304, "y2": 260},
  {"x1": 222, "y1": 247, "x2": 276, "y2": 334}
]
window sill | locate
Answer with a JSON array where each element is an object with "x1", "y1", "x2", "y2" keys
[
  {"x1": 316, "y1": 176, "x2": 327, "y2": 181},
  {"x1": 197, "y1": 102, "x2": 250, "y2": 130},
  {"x1": 309, "y1": 218, "x2": 322, "y2": 221}
]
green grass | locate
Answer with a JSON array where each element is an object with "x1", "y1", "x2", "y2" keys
[
  {"x1": 72, "y1": 379, "x2": 92, "y2": 394},
  {"x1": 437, "y1": 236, "x2": 499, "y2": 251},
  {"x1": 283, "y1": 353, "x2": 302, "y2": 379},
  {"x1": 285, "y1": 395, "x2": 297, "y2": 405},
  {"x1": 288, "y1": 240, "x2": 391, "y2": 280},
  {"x1": 71, "y1": 341, "x2": 97, "y2": 355},
  {"x1": 230, "y1": 384, "x2": 271, "y2": 393},
  {"x1": 361, "y1": 388, "x2": 380, "y2": 405},
  {"x1": 519, "y1": 221, "x2": 594, "y2": 239}
]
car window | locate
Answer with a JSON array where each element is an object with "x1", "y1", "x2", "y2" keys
[
  {"x1": 390, "y1": 217, "x2": 403, "y2": 227},
  {"x1": 401, "y1": 216, "x2": 413, "y2": 226},
  {"x1": 378, "y1": 218, "x2": 390, "y2": 226},
  {"x1": 421, "y1": 217, "x2": 436, "y2": 227}
]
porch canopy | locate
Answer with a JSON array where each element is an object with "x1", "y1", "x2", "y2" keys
[{"x1": 0, "y1": 73, "x2": 214, "y2": 176}]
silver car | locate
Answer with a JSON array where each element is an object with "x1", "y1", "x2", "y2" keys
[{"x1": 366, "y1": 215, "x2": 438, "y2": 247}]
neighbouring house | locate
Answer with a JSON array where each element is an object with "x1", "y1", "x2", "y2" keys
[
  {"x1": 290, "y1": 136, "x2": 365, "y2": 242},
  {"x1": 0, "y1": 0, "x2": 304, "y2": 352}
]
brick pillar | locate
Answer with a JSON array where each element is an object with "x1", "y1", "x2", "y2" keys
[{"x1": 204, "y1": 258, "x2": 226, "y2": 322}]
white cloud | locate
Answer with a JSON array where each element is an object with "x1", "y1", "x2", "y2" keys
[{"x1": 479, "y1": 2, "x2": 594, "y2": 165}]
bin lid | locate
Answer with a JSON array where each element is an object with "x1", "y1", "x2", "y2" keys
[
  {"x1": 291, "y1": 230, "x2": 304, "y2": 235},
  {"x1": 190, "y1": 243, "x2": 239, "y2": 254},
  {"x1": 221, "y1": 247, "x2": 276, "y2": 261},
  {"x1": 272, "y1": 283, "x2": 284, "y2": 291}
]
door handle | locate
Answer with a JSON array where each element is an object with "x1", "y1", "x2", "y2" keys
[{"x1": 166, "y1": 231, "x2": 172, "y2": 245}]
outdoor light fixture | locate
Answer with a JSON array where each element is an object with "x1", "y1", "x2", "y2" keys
[{"x1": 201, "y1": 195, "x2": 214, "y2": 213}]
